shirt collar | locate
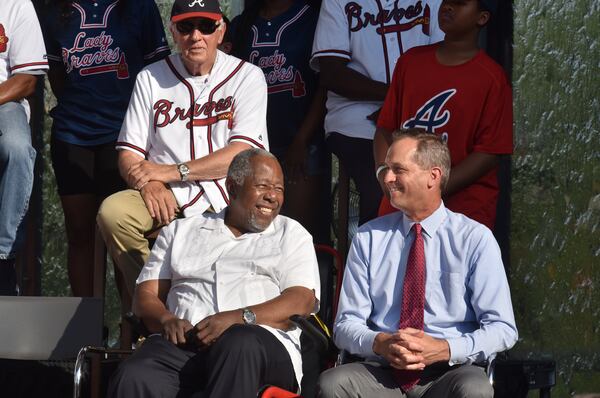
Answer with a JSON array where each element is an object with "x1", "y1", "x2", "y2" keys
[{"x1": 400, "y1": 202, "x2": 447, "y2": 238}]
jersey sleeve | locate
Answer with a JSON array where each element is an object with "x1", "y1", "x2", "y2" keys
[
  {"x1": 376, "y1": 58, "x2": 403, "y2": 131},
  {"x1": 8, "y1": 1, "x2": 48, "y2": 75},
  {"x1": 309, "y1": 0, "x2": 350, "y2": 72},
  {"x1": 227, "y1": 64, "x2": 269, "y2": 150},
  {"x1": 472, "y1": 74, "x2": 513, "y2": 155},
  {"x1": 141, "y1": 0, "x2": 171, "y2": 65},
  {"x1": 116, "y1": 69, "x2": 153, "y2": 157}
]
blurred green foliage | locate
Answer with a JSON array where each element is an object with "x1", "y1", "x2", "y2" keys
[{"x1": 512, "y1": 0, "x2": 600, "y2": 395}]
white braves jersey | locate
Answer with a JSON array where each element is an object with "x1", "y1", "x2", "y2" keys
[
  {"x1": 311, "y1": 0, "x2": 443, "y2": 140},
  {"x1": 117, "y1": 52, "x2": 268, "y2": 216},
  {"x1": 0, "y1": 0, "x2": 48, "y2": 118}
]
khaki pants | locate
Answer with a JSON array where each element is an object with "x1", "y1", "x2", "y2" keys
[{"x1": 97, "y1": 189, "x2": 164, "y2": 301}]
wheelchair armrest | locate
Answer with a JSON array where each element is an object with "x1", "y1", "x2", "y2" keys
[{"x1": 289, "y1": 314, "x2": 329, "y2": 354}]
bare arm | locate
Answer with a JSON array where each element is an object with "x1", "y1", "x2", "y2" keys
[
  {"x1": 443, "y1": 152, "x2": 500, "y2": 198},
  {"x1": 118, "y1": 150, "x2": 145, "y2": 188},
  {"x1": 125, "y1": 141, "x2": 252, "y2": 188},
  {"x1": 319, "y1": 56, "x2": 389, "y2": 101},
  {"x1": 133, "y1": 279, "x2": 194, "y2": 344},
  {"x1": 46, "y1": 62, "x2": 67, "y2": 99},
  {"x1": 0, "y1": 74, "x2": 38, "y2": 106},
  {"x1": 284, "y1": 84, "x2": 327, "y2": 181},
  {"x1": 194, "y1": 286, "x2": 317, "y2": 346}
]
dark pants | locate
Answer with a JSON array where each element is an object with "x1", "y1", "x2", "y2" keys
[
  {"x1": 107, "y1": 324, "x2": 298, "y2": 398},
  {"x1": 326, "y1": 133, "x2": 382, "y2": 226}
]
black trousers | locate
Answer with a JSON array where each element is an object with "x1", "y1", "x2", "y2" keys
[
  {"x1": 326, "y1": 132, "x2": 382, "y2": 226},
  {"x1": 107, "y1": 324, "x2": 298, "y2": 398}
]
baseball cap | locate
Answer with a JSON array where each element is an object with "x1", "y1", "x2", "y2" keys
[
  {"x1": 171, "y1": 0, "x2": 223, "y2": 23},
  {"x1": 479, "y1": 0, "x2": 497, "y2": 14}
]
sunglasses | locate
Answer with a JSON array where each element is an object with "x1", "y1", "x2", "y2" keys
[{"x1": 175, "y1": 19, "x2": 220, "y2": 35}]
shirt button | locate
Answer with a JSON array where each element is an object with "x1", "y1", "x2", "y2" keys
[
  {"x1": 93, "y1": 2, "x2": 98, "y2": 6},
  {"x1": 93, "y1": 14, "x2": 97, "y2": 17},
  {"x1": 266, "y1": 33, "x2": 270, "y2": 37},
  {"x1": 267, "y1": 21, "x2": 271, "y2": 26}
]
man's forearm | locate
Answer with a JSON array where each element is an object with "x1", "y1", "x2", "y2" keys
[
  {"x1": 319, "y1": 57, "x2": 388, "y2": 101},
  {"x1": 118, "y1": 150, "x2": 145, "y2": 187},
  {"x1": 0, "y1": 74, "x2": 37, "y2": 106},
  {"x1": 443, "y1": 152, "x2": 500, "y2": 197},
  {"x1": 248, "y1": 286, "x2": 316, "y2": 330},
  {"x1": 185, "y1": 141, "x2": 251, "y2": 181},
  {"x1": 133, "y1": 280, "x2": 173, "y2": 333}
]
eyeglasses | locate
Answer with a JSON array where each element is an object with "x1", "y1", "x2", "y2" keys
[{"x1": 175, "y1": 19, "x2": 220, "y2": 35}]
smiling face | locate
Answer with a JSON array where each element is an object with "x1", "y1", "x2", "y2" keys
[
  {"x1": 383, "y1": 137, "x2": 443, "y2": 221},
  {"x1": 225, "y1": 156, "x2": 284, "y2": 236},
  {"x1": 438, "y1": 0, "x2": 489, "y2": 37},
  {"x1": 170, "y1": 17, "x2": 225, "y2": 75}
]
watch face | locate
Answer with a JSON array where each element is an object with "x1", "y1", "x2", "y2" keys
[
  {"x1": 243, "y1": 308, "x2": 256, "y2": 324},
  {"x1": 178, "y1": 163, "x2": 190, "y2": 181}
]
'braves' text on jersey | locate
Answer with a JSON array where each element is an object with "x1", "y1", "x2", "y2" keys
[
  {"x1": 0, "y1": 0, "x2": 49, "y2": 118},
  {"x1": 310, "y1": 0, "x2": 443, "y2": 140},
  {"x1": 117, "y1": 52, "x2": 269, "y2": 216}
]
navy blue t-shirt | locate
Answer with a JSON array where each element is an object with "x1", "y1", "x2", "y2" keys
[
  {"x1": 42, "y1": 0, "x2": 170, "y2": 145},
  {"x1": 232, "y1": 1, "x2": 321, "y2": 150}
]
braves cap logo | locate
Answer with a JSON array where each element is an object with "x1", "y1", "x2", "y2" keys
[
  {"x1": 189, "y1": 0, "x2": 205, "y2": 7},
  {"x1": 0, "y1": 24, "x2": 8, "y2": 53}
]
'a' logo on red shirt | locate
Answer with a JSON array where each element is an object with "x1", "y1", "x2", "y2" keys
[{"x1": 0, "y1": 24, "x2": 8, "y2": 53}]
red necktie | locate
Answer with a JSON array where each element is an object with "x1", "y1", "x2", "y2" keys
[{"x1": 393, "y1": 223, "x2": 426, "y2": 391}]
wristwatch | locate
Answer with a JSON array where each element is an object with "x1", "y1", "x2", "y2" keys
[
  {"x1": 242, "y1": 308, "x2": 256, "y2": 325},
  {"x1": 177, "y1": 163, "x2": 190, "y2": 182}
]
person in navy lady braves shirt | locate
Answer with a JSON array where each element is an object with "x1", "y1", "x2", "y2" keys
[
  {"x1": 41, "y1": 0, "x2": 170, "y2": 297},
  {"x1": 231, "y1": 0, "x2": 330, "y2": 244}
]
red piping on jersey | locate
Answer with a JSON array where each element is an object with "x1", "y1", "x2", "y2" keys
[
  {"x1": 206, "y1": 59, "x2": 246, "y2": 152},
  {"x1": 206, "y1": 59, "x2": 245, "y2": 206},
  {"x1": 312, "y1": 49, "x2": 351, "y2": 58},
  {"x1": 10, "y1": 62, "x2": 49, "y2": 72},
  {"x1": 165, "y1": 57, "x2": 196, "y2": 161},
  {"x1": 116, "y1": 141, "x2": 148, "y2": 157},
  {"x1": 374, "y1": 0, "x2": 391, "y2": 84},
  {"x1": 180, "y1": 184, "x2": 205, "y2": 213},
  {"x1": 228, "y1": 135, "x2": 265, "y2": 149}
]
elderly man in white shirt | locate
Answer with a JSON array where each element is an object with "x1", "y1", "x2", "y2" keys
[{"x1": 107, "y1": 148, "x2": 320, "y2": 398}]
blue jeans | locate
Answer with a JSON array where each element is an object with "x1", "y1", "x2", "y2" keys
[{"x1": 0, "y1": 101, "x2": 36, "y2": 259}]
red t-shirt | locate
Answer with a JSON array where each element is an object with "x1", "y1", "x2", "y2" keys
[{"x1": 377, "y1": 44, "x2": 513, "y2": 229}]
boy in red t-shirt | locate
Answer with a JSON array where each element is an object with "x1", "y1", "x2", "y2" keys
[{"x1": 373, "y1": 0, "x2": 512, "y2": 229}]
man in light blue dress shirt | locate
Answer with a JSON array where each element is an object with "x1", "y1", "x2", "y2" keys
[{"x1": 319, "y1": 130, "x2": 518, "y2": 397}]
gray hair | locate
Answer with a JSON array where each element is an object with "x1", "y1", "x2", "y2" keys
[
  {"x1": 227, "y1": 148, "x2": 277, "y2": 186},
  {"x1": 392, "y1": 128, "x2": 451, "y2": 189}
]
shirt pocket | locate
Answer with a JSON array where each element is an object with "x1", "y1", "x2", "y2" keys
[{"x1": 429, "y1": 270, "x2": 466, "y2": 318}]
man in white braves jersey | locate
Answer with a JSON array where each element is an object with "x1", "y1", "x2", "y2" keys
[
  {"x1": 0, "y1": 0, "x2": 48, "y2": 295},
  {"x1": 310, "y1": 0, "x2": 444, "y2": 225},
  {"x1": 97, "y1": 0, "x2": 268, "y2": 311}
]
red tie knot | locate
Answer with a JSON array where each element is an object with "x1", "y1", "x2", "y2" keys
[{"x1": 413, "y1": 223, "x2": 422, "y2": 235}]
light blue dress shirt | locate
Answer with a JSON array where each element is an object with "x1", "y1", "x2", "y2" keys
[{"x1": 334, "y1": 203, "x2": 518, "y2": 365}]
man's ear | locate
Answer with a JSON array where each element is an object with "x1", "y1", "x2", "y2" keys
[
  {"x1": 225, "y1": 178, "x2": 237, "y2": 198},
  {"x1": 429, "y1": 166, "x2": 443, "y2": 189},
  {"x1": 477, "y1": 10, "x2": 491, "y2": 27}
]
